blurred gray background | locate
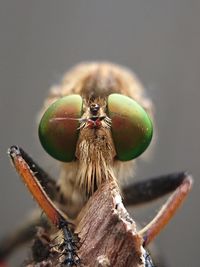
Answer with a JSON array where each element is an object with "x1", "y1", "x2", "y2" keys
[{"x1": 0, "y1": 1, "x2": 199, "y2": 266}]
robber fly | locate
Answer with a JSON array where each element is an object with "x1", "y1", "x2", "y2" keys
[{"x1": 0, "y1": 62, "x2": 192, "y2": 266}]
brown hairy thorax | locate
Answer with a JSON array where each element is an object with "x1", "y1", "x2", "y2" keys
[{"x1": 40, "y1": 62, "x2": 153, "y2": 218}]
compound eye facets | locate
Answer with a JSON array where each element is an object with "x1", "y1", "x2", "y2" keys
[
  {"x1": 107, "y1": 94, "x2": 153, "y2": 161},
  {"x1": 39, "y1": 95, "x2": 83, "y2": 162}
]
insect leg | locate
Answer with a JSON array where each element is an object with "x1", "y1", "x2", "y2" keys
[
  {"x1": 15, "y1": 147, "x2": 58, "y2": 199},
  {"x1": 123, "y1": 171, "x2": 192, "y2": 206},
  {"x1": 136, "y1": 172, "x2": 193, "y2": 246},
  {"x1": 8, "y1": 145, "x2": 68, "y2": 226},
  {"x1": 0, "y1": 145, "x2": 59, "y2": 261},
  {"x1": 8, "y1": 145, "x2": 79, "y2": 265}
]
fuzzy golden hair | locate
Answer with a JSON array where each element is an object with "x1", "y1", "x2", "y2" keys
[{"x1": 40, "y1": 62, "x2": 153, "y2": 218}]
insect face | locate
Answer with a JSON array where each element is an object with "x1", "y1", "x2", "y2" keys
[
  {"x1": 39, "y1": 94, "x2": 153, "y2": 163},
  {"x1": 39, "y1": 91, "x2": 153, "y2": 195}
]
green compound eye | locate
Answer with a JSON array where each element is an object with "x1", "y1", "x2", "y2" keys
[
  {"x1": 39, "y1": 95, "x2": 83, "y2": 162},
  {"x1": 107, "y1": 94, "x2": 153, "y2": 161}
]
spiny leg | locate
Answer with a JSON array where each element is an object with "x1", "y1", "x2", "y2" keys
[
  {"x1": 8, "y1": 145, "x2": 79, "y2": 266},
  {"x1": 58, "y1": 220, "x2": 80, "y2": 266},
  {"x1": 123, "y1": 172, "x2": 193, "y2": 246}
]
